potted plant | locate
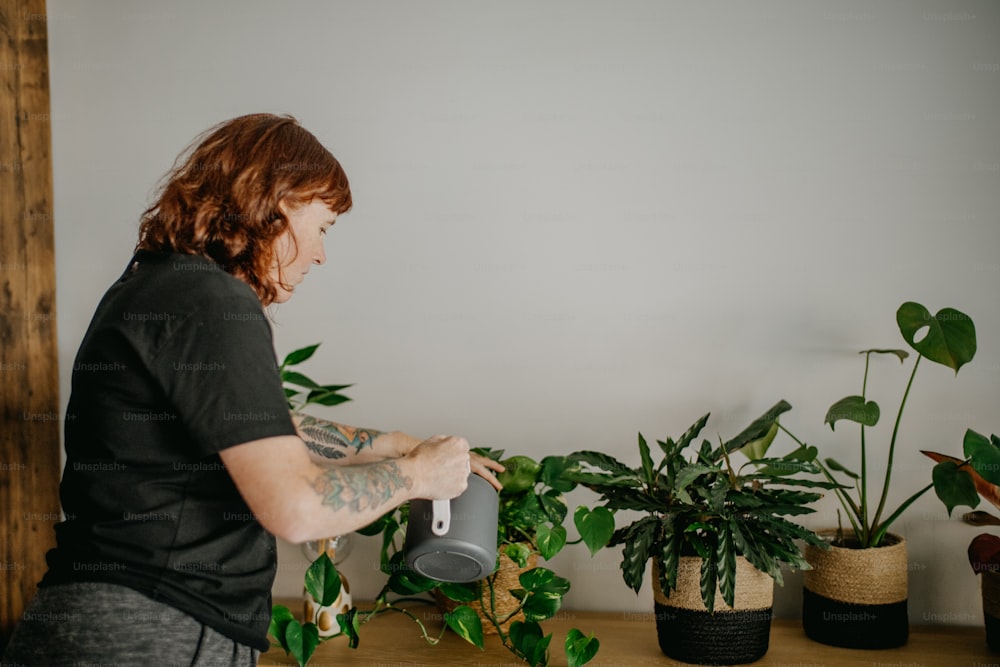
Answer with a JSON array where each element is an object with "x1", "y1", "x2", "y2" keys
[
  {"x1": 567, "y1": 401, "x2": 834, "y2": 665},
  {"x1": 777, "y1": 301, "x2": 977, "y2": 649},
  {"x1": 347, "y1": 450, "x2": 611, "y2": 667},
  {"x1": 925, "y1": 428, "x2": 1000, "y2": 652}
]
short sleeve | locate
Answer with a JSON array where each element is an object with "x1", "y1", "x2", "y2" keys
[{"x1": 150, "y1": 291, "x2": 297, "y2": 456}]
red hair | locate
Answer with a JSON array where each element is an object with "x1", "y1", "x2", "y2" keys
[{"x1": 136, "y1": 113, "x2": 352, "y2": 305}]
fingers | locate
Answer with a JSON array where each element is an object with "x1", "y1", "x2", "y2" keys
[{"x1": 470, "y1": 452, "x2": 505, "y2": 492}]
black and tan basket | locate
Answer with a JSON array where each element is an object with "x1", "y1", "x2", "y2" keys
[
  {"x1": 434, "y1": 551, "x2": 538, "y2": 635},
  {"x1": 652, "y1": 556, "x2": 774, "y2": 665},
  {"x1": 802, "y1": 530, "x2": 909, "y2": 649}
]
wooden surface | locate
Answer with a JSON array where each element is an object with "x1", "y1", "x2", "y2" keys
[
  {"x1": 263, "y1": 598, "x2": 997, "y2": 667},
  {"x1": 0, "y1": 0, "x2": 61, "y2": 648}
]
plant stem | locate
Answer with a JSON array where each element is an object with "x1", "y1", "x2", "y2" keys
[
  {"x1": 859, "y1": 352, "x2": 871, "y2": 545},
  {"x1": 870, "y1": 355, "x2": 922, "y2": 544}
]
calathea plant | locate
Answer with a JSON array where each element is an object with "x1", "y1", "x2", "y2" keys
[{"x1": 567, "y1": 401, "x2": 836, "y2": 611}]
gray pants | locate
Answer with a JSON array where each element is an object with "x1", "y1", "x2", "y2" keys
[{"x1": 1, "y1": 582, "x2": 260, "y2": 666}]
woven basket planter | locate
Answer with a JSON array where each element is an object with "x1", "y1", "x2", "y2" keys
[
  {"x1": 434, "y1": 551, "x2": 538, "y2": 635},
  {"x1": 982, "y1": 569, "x2": 1000, "y2": 652},
  {"x1": 652, "y1": 556, "x2": 774, "y2": 665},
  {"x1": 802, "y1": 530, "x2": 909, "y2": 649}
]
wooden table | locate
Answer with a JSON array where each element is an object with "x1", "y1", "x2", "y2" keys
[{"x1": 261, "y1": 598, "x2": 997, "y2": 666}]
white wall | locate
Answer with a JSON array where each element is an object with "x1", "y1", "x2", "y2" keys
[{"x1": 47, "y1": 0, "x2": 1000, "y2": 625}]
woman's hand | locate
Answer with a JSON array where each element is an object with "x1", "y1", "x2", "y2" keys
[{"x1": 471, "y1": 451, "x2": 505, "y2": 491}]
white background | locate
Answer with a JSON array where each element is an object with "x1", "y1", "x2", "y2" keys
[{"x1": 47, "y1": 0, "x2": 999, "y2": 624}]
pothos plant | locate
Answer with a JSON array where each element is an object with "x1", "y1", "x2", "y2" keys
[
  {"x1": 567, "y1": 401, "x2": 837, "y2": 612},
  {"x1": 348, "y1": 450, "x2": 613, "y2": 667},
  {"x1": 778, "y1": 302, "x2": 977, "y2": 548},
  {"x1": 268, "y1": 343, "x2": 613, "y2": 666}
]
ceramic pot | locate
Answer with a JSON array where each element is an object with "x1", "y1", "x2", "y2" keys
[
  {"x1": 653, "y1": 556, "x2": 774, "y2": 665},
  {"x1": 802, "y1": 530, "x2": 908, "y2": 649}
]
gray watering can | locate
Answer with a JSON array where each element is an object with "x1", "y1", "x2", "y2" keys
[{"x1": 404, "y1": 474, "x2": 499, "y2": 583}]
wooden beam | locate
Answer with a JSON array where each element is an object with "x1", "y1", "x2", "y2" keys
[{"x1": 0, "y1": 0, "x2": 61, "y2": 647}]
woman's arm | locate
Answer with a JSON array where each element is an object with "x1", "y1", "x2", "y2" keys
[
  {"x1": 293, "y1": 412, "x2": 416, "y2": 464},
  {"x1": 293, "y1": 411, "x2": 504, "y2": 490},
  {"x1": 219, "y1": 432, "x2": 473, "y2": 543}
]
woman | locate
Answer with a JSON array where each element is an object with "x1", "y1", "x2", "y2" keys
[{"x1": 2, "y1": 113, "x2": 502, "y2": 666}]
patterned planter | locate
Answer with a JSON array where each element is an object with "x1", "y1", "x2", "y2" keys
[
  {"x1": 803, "y1": 531, "x2": 908, "y2": 649},
  {"x1": 653, "y1": 556, "x2": 774, "y2": 665}
]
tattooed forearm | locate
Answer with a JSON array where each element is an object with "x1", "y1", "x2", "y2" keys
[
  {"x1": 309, "y1": 461, "x2": 413, "y2": 513},
  {"x1": 297, "y1": 413, "x2": 384, "y2": 460}
]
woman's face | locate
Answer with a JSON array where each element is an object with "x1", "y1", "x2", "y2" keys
[{"x1": 270, "y1": 198, "x2": 338, "y2": 304}]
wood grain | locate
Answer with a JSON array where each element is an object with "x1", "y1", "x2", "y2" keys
[
  {"x1": 262, "y1": 598, "x2": 997, "y2": 667},
  {"x1": 0, "y1": 0, "x2": 61, "y2": 647}
]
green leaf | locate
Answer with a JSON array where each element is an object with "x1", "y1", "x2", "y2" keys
[
  {"x1": 510, "y1": 621, "x2": 551, "y2": 667},
  {"x1": 281, "y1": 370, "x2": 321, "y2": 389},
  {"x1": 536, "y1": 524, "x2": 568, "y2": 560},
  {"x1": 741, "y1": 421, "x2": 779, "y2": 461},
  {"x1": 504, "y1": 542, "x2": 533, "y2": 568},
  {"x1": 699, "y1": 550, "x2": 719, "y2": 613},
  {"x1": 965, "y1": 429, "x2": 1000, "y2": 486},
  {"x1": 824, "y1": 457, "x2": 860, "y2": 480},
  {"x1": 338, "y1": 607, "x2": 361, "y2": 649},
  {"x1": 896, "y1": 302, "x2": 977, "y2": 373},
  {"x1": 519, "y1": 567, "x2": 572, "y2": 596},
  {"x1": 723, "y1": 400, "x2": 792, "y2": 454},
  {"x1": 825, "y1": 395, "x2": 879, "y2": 430},
  {"x1": 566, "y1": 628, "x2": 600, "y2": 667},
  {"x1": 282, "y1": 343, "x2": 321, "y2": 368},
  {"x1": 574, "y1": 506, "x2": 616, "y2": 556},
  {"x1": 617, "y1": 516, "x2": 658, "y2": 592},
  {"x1": 304, "y1": 552, "x2": 341, "y2": 607},
  {"x1": 860, "y1": 348, "x2": 910, "y2": 362},
  {"x1": 437, "y1": 581, "x2": 480, "y2": 603},
  {"x1": 717, "y1": 523, "x2": 737, "y2": 609},
  {"x1": 521, "y1": 592, "x2": 563, "y2": 622},
  {"x1": 283, "y1": 620, "x2": 319, "y2": 667},
  {"x1": 444, "y1": 605, "x2": 485, "y2": 649},
  {"x1": 305, "y1": 386, "x2": 353, "y2": 407},
  {"x1": 539, "y1": 489, "x2": 569, "y2": 525},
  {"x1": 932, "y1": 461, "x2": 981, "y2": 516},
  {"x1": 638, "y1": 432, "x2": 655, "y2": 488},
  {"x1": 540, "y1": 455, "x2": 578, "y2": 493},
  {"x1": 269, "y1": 605, "x2": 295, "y2": 653},
  {"x1": 385, "y1": 553, "x2": 438, "y2": 595}
]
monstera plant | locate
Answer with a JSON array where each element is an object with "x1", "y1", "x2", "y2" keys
[{"x1": 780, "y1": 302, "x2": 977, "y2": 548}]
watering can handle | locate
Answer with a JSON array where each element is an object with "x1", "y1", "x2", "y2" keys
[{"x1": 431, "y1": 499, "x2": 451, "y2": 536}]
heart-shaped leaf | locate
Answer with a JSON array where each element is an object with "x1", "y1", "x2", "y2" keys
[
  {"x1": 896, "y1": 302, "x2": 976, "y2": 373},
  {"x1": 304, "y1": 552, "x2": 341, "y2": 606},
  {"x1": 536, "y1": 523, "x2": 567, "y2": 560},
  {"x1": 825, "y1": 395, "x2": 879, "y2": 430},
  {"x1": 510, "y1": 621, "x2": 551, "y2": 667},
  {"x1": 444, "y1": 605, "x2": 485, "y2": 649},
  {"x1": 283, "y1": 620, "x2": 319, "y2": 667},
  {"x1": 566, "y1": 628, "x2": 600, "y2": 667},
  {"x1": 574, "y1": 506, "x2": 615, "y2": 555},
  {"x1": 932, "y1": 460, "x2": 981, "y2": 516},
  {"x1": 437, "y1": 581, "x2": 479, "y2": 603},
  {"x1": 268, "y1": 605, "x2": 295, "y2": 652},
  {"x1": 964, "y1": 429, "x2": 1000, "y2": 486}
]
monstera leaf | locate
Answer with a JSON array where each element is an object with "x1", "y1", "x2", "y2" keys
[{"x1": 897, "y1": 302, "x2": 976, "y2": 373}]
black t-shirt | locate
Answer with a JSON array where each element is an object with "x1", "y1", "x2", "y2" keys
[{"x1": 42, "y1": 250, "x2": 298, "y2": 651}]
